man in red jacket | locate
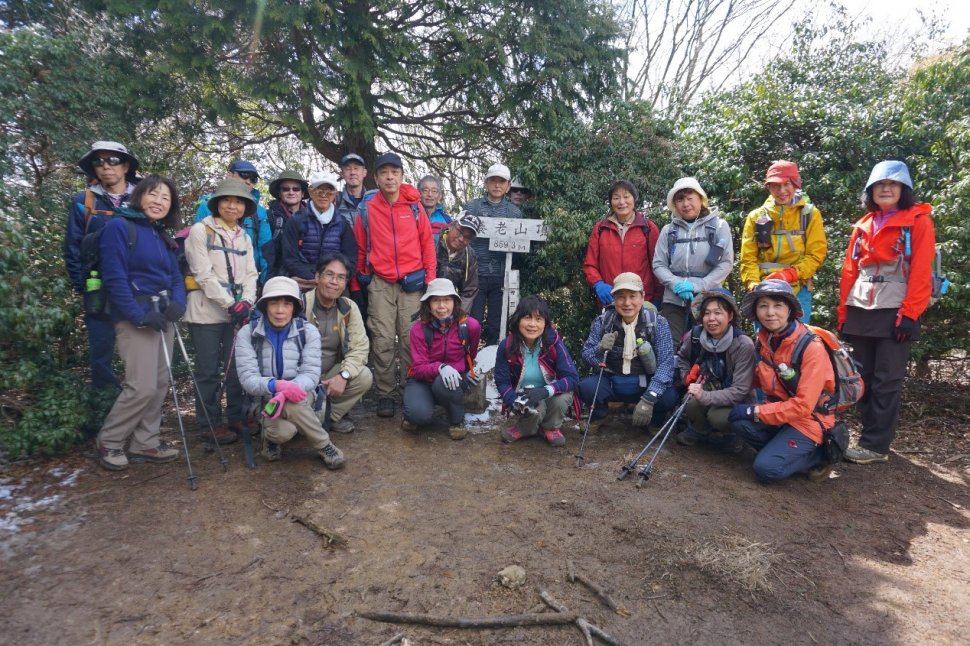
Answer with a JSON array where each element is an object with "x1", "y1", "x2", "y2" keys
[{"x1": 352, "y1": 153, "x2": 436, "y2": 417}]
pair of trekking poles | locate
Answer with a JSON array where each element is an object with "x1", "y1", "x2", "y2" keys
[
  {"x1": 574, "y1": 349, "x2": 693, "y2": 488},
  {"x1": 152, "y1": 293, "x2": 255, "y2": 490}
]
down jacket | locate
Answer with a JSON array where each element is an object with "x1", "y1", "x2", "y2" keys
[
  {"x1": 236, "y1": 316, "x2": 322, "y2": 398},
  {"x1": 184, "y1": 215, "x2": 258, "y2": 325},
  {"x1": 653, "y1": 210, "x2": 733, "y2": 306}
]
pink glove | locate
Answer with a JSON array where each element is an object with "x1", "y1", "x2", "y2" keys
[
  {"x1": 274, "y1": 379, "x2": 307, "y2": 403},
  {"x1": 766, "y1": 267, "x2": 799, "y2": 284}
]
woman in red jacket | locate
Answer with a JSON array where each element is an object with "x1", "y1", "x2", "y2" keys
[
  {"x1": 583, "y1": 180, "x2": 663, "y2": 309},
  {"x1": 837, "y1": 160, "x2": 937, "y2": 464}
]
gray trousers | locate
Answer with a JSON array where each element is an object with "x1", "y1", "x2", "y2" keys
[
  {"x1": 403, "y1": 375, "x2": 468, "y2": 426},
  {"x1": 188, "y1": 322, "x2": 245, "y2": 427},
  {"x1": 515, "y1": 392, "x2": 573, "y2": 435}
]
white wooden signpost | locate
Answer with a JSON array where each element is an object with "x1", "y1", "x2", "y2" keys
[{"x1": 475, "y1": 217, "x2": 549, "y2": 340}]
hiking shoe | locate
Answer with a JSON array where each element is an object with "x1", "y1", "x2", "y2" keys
[
  {"x1": 719, "y1": 433, "x2": 745, "y2": 455},
  {"x1": 675, "y1": 425, "x2": 702, "y2": 446},
  {"x1": 376, "y1": 398, "x2": 395, "y2": 418},
  {"x1": 201, "y1": 423, "x2": 238, "y2": 445},
  {"x1": 542, "y1": 428, "x2": 566, "y2": 447},
  {"x1": 330, "y1": 417, "x2": 355, "y2": 434},
  {"x1": 501, "y1": 426, "x2": 524, "y2": 443},
  {"x1": 845, "y1": 446, "x2": 889, "y2": 464},
  {"x1": 808, "y1": 463, "x2": 834, "y2": 482},
  {"x1": 401, "y1": 418, "x2": 419, "y2": 433},
  {"x1": 128, "y1": 442, "x2": 179, "y2": 464},
  {"x1": 261, "y1": 439, "x2": 282, "y2": 462},
  {"x1": 448, "y1": 425, "x2": 467, "y2": 441},
  {"x1": 584, "y1": 415, "x2": 607, "y2": 435},
  {"x1": 318, "y1": 443, "x2": 345, "y2": 470},
  {"x1": 97, "y1": 443, "x2": 128, "y2": 471}
]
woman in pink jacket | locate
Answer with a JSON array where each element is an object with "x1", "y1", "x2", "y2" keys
[{"x1": 402, "y1": 278, "x2": 481, "y2": 440}]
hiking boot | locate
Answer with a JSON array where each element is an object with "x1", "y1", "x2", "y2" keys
[
  {"x1": 807, "y1": 463, "x2": 834, "y2": 482},
  {"x1": 330, "y1": 416, "x2": 355, "y2": 434},
  {"x1": 261, "y1": 439, "x2": 282, "y2": 462},
  {"x1": 542, "y1": 428, "x2": 566, "y2": 447},
  {"x1": 675, "y1": 425, "x2": 702, "y2": 446},
  {"x1": 401, "y1": 418, "x2": 419, "y2": 433},
  {"x1": 97, "y1": 443, "x2": 128, "y2": 471},
  {"x1": 844, "y1": 446, "x2": 889, "y2": 464},
  {"x1": 719, "y1": 433, "x2": 745, "y2": 455},
  {"x1": 128, "y1": 442, "x2": 179, "y2": 464},
  {"x1": 318, "y1": 443, "x2": 345, "y2": 470},
  {"x1": 201, "y1": 423, "x2": 238, "y2": 445},
  {"x1": 584, "y1": 415, "x2": 607, "y2": 435},
  {"x1": 376, "y1": 398, "x2": 395, "y2": 418},
  {"x1": 448, "y1": 425, "x2": 467, "y2": 441},
  {"x1": 501, "y1": 426, "x2": 524, "y2": 443}
]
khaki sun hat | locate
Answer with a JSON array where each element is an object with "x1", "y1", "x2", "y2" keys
[
  {"x1": 420, "y1": 278, "x2": 460, "y2": 301},
  {"x1": 207, "y1": 178, "x2": 257, "y2": 218}
]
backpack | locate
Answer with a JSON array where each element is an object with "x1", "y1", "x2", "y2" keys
[
  {"x1": 667, "y1": 219, "x2": 723, "y2": 277},
  {"x1": 79, "y1": 218, "x2": 138, "y2": 317},
  {"x1": 899, "y1": 225, "x2": 950, "y2": 306},
  {"x1": 601, "y1": 304, "x2": 657, "y2": 346},
  {"x1": 419, "y1": 315, "x2": 477, "y2": 377},
  {"x1": 357, "y1": 191, "x2": 422, "y2": 281},
  {"x1": 177, "y1": 223, "x2": 246, "y2": 296},
  {"x1": 756, "y1": 325, "x2": 864, "y2": 415}
]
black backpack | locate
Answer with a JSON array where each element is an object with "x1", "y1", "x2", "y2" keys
[{"x1": 79, "y1": 218, "x2": 137, "y2": 317}]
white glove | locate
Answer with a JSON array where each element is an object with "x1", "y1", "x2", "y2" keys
[{"x1": 439, "y1": 364, "x2": 461, "y2": 390}]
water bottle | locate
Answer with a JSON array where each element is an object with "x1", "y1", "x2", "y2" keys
[
  {"x1": 85, "y1": 270, "x2": 101, "y2": 292},
  {"x1": 84, "y1": 271, "x2": 104, "y2": 315},
  {"x1": 777, "y1": 363, "x2": 796, "y2": 381}
]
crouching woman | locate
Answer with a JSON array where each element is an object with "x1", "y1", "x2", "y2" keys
[
  {"x1": 729, "y1": 279, "x2": 834, "y2": 483},
  {"x1": 494, "y1": 295, "x2": 580, "y2": 447},
  {"x1": 235, "y1": 277, "x2": 345, "y2": 469}
]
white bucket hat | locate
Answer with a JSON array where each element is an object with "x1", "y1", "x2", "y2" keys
[
  {"x1": 420, "y1": 278, "x2": 460, "y2": 301},
  {"x1": 666, "y1": 177, "x2": 710, "y2": 212},
  {"x1": 257, "y1": 277, "x2": 303, "y2": 314}
]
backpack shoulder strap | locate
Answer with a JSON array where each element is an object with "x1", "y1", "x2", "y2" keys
[
  {"x1": 336, "y1": 296, "x2": 352, "y2": 325},
  {"x1": 83, "y1": 189, "x2": 115, "y2": 232},
  {"x1": 800, "y1": 202, "x2": 814, "y2": 242},
  {"x1": 295, "y1": 316, "x2": 307, "y2": 367},
  {"x1": 124, "y1": 218, "x2": 137, "y2": 250},
  {"x1": 689, "y1": 324, "x2": 703, "y2": 364},
  {"x1": 250, "y1": 318, "x2": 265, "y2": 376},
  {"x1": 423, "y1": 322, "x2": 434, "y2": 351},
  {"x1": 789, "y1": 327, "x2": 818, "y2": 372}
]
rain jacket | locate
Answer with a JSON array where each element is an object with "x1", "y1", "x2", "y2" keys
[
  {"x1": 653, "y1": 210, "x2": 734, "y2": 306},
  {"x1": 184, "y1": 215, "x2": 259, "y2": 325},
  {"x1": 837, "y1": 203, "x2": 936, "y2": 328},
  {"x1": 235, "y1": 316, "x2": 322, "y2": 397},
  {"x1": 408, "y1": 316, "x2": 481, "y2": 382},
  {"x1": 304, "y1": 292, "x2": 370, "y2": 378},
  {"x1": 752, "y1": 323, "x2": 835, "y2": 445},
  {"x1": 583, "y1": 212, "x2": 664, "y2": 305},
  {"x1": 194, "y1": 188, "x2": 270, "y2": 278},
  {"x1": 739, "y1": 194, "x2": 827, "y2": 293},
  {"x1": 494, "y1": 327, "x2": 580, "y2": 417},
  {"x1": 64, "y1": 183, "x2": 135, "y2": 292}
]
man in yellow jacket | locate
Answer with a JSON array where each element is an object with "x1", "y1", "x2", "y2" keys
[{"x1": 739, "y1": 160, "x2": 826, "y2": 323}]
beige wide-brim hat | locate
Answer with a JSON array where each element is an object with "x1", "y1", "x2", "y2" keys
[
  {"x1": 208, "y1": 178, "x2": 257, "y2": 218},
  {"x1": 666, "y1": 177, "x2": 710, "y2": 212},
  {"x1": 420, "y1": 278, "x2": 460, "y2": 301},
  {"x1": 257, "y1": 277, "x2": 304, "y2": 314},
  {"x1": 611, "y1": 272, "x2": 644, "y2": 294}
]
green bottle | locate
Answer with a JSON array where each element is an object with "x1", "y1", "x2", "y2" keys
[{"x1": 85, "y1": 270, "x2": 101, "y2": 292}]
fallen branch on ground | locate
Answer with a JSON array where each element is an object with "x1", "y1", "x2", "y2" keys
[
  {"x1": 538, "y1": 589, "x2": 619, "y2": 646},
  {"x1": 567, "y1": 559, "x2": 631, "y2": 617},
  {"x1": 377, "y1": 633, "x2": 405, "y2": 646},
  {"x1": 291, "y1": 514, "x2": 347, "y2": 547},
  {"x1": 357, "y1": 610, "x2": 578, "y2": 628}
]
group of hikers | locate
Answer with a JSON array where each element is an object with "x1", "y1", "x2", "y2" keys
[{"x1": 65, "y1": 140, "x2": 939, "y2": 484}]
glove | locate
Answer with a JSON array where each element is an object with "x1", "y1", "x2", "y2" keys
[
  {"x1": 631, "y1": 396, "x2": 655, "y2": 427},
  {"x1": 140, "y1": 311, "x2": 168, "y2": 332},
  {"x1": 439, "y1": 364, "x2": 461, "y2": 390},
  {"x1": 262, "y1": 392, "x2": 286, "y2": 419},
  {"x1": 894, "y1": 313, "x2": 916, "y2": 343},
  {"x1": 274, "y1": 379, "x2": 307, "y2": 403},
  {"x1": 683, "y1": 364, "x2": 701, "y2": 386},
  {"x1": 525, "y1": 386, "x2": 551, "y2": 408},
  {"x1": 229, "y1": 301, "x2": 252, "y2": 326},
  {"x1": 594, "y1": 281, "x2": 614, "y2": 305},
  {"x1": 766, "y1": 267, "x2": 799, "y2": 284},
  {"x1": 672, "y1": 280, "x2": 695, "y2": 302},
  {"x1": 729, "y1": 404, "x2": 755, "y2": 423},
  {"x1": 164, "y1": 302, "x2": 186, "y2": 322},
  {"x1": 599, "y1": 331, "x2": 618, "y2": 352}
]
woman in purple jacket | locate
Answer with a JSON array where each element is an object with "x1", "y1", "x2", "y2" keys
[
  {"x1": 494, "y1": 295, "x2": 580, "y2": 448},
  {"x1": 402, "y1": 278, "x2": 481, "y2": 440}
]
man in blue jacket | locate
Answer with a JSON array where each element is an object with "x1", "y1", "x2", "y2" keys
[
  {"x1": 64, "y1": 141, "x2": 141, "y2": 389},
  {"x1": 194, "y1": 159, "x2": 271, "y2": 283}
]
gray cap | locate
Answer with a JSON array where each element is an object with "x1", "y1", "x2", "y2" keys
[
  {"x1": 454, "y1": 211, "x2": 482, "y2": 236},
  {"x1": 77, "y1": 141, "x2": 139, "y2": 181},
  {"x1": 739, "y1": 279, "x2": 802, "y2": 321}
]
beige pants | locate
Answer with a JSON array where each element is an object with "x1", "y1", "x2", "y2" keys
[
  {"x1": 367, "y1": 277, "x2": 421, "y2": 397},
  {"x1": 684, "y1": 398, "x2": 732, "y2": 434},
  {"x1": 98, "y1": 321, "x2": 174, "y2": 452},
  {"x1": 262, "y1": 398, "x2": 331, "y2": 450},
  {"x1": 516, "y1": 392, "x2": 573, "y2": 435},
  {"x1": 318, "y1": 365, "x2": 373, "y2": 423}
]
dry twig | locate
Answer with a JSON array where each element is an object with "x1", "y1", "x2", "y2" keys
[
  {"x1": 377, "y1": 633, "x2": 405, "y2": 646},
  {"x1": 358, "y1": 610, "x2": 577, "y2": 628},
  {"x1": 567, "y1": 560, "x2": 631, "y2": 617},
  {"x1": 291, "y1": 513, "x2": 347, "y2": 547},
  {"x1": 538, "y1": 589, "x2": 619, "y2": 646}
]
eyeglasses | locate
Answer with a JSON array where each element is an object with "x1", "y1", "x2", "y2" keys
[
  {"x1": 320, "y1": 270, "x2": 348, "y2": 283},
  {"x1": 91, "y1": 156, "x2": 125, "y2": 168},
  {"x1": 236, "y1": 171, "x2": 259, "y2": 182},
  {"x1": 420, "y1": 187, "x2": 441, "y2": 194},
  {"x1": 279, "y1": 186, "x2": 304, "y2": 193},
  {"x1": 311, "y1": 186, "x2": 337, "y2": 195},
  {"x1": 509, "y1": 188, "x2": 527, "y2": 194}
]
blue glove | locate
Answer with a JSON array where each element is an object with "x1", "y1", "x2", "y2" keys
[
  {"x1": 594, "y1": 281, "x2": 614, "y2": 305},
  {"x1": 673, "y1": 280, "x2": 695, "y2": 302},
  {"x1": 729, "y1": 404, "x2": 755, "y2": 423}
]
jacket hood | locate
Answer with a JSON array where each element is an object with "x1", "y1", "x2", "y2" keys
[
  {"x1": 671, "y1": 208, "x2": 720, "y2": 226},
  {"x1": 114, "y1": 205, "x2": 150, "y2": 222},
  {"x1": 398, "y1": 183, "x2": 421, "y2": 203}
]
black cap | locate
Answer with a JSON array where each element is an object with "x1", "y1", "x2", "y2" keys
[
  {"x1": 339, "y1": 153, "x2": 366, "y2": 167},
  {"x1": 374, "y1": 152, "x2": 403, "y2": 171}
]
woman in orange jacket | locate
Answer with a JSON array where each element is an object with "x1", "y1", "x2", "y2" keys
[
  {"x1": 837, "y1": 161, "x2": 937, "y2": 464},
  {"x1": 729, "y1": 279, "x2": 835, "y2": 483}
]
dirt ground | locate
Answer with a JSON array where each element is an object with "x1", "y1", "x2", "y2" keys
[{"x1": 1, "y1": 378, "x2": 969, "y2": 646}]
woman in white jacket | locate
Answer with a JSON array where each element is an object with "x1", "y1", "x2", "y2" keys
[
  {"x1": 185, "y1": 178, "x2": 259, "y2": 444},
  {"x1": 652, "y1": 177, "x2": 733, "y2": 349}
]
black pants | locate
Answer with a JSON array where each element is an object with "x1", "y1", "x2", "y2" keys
[
  {"x1": 843, "y1": 333, "x2": 911, "y2": 454},
  {"x1": 471, "y1": 274, "x2": 503, "y2": 345},
  {"x1": 188, "y1": 322, "x2": 245, "y2": 428}
]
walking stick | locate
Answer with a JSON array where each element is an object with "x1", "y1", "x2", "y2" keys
[
  {"x1": 617, "y1": 393, "x2": 692, "y2": 487},
  {"x1": 575, "y1": 350, "x2": 609, "y2": 467}
]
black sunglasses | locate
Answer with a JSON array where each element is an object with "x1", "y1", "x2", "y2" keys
[
  {"x1": 91, "y1": 156, "x2": 125, "y2": 168},
  {"x1": 509, "y1": 187, "x2": 528, "y2": 193},
  {"x1": 236, "y1": 171, "x2": 259, "y2": 182}
]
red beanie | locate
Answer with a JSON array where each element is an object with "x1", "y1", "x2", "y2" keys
[{"x1": 764, "y1": 160, "x2": 802, "y2": 188}]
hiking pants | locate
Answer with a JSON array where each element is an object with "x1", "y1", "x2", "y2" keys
[
  {"x1": 732, "y1": 420, "x2": 824, "y2": 482},
  {"x1": 684, "y1": 398, "x2": 732, "y2": 434},
  {"x1": 87, "y1": 313, "x2": 120, "y2": 389},
  {"x1": 471, "y1": 274, "x2": 504, "y2": 345},
  {"x1": 188, "y1": 322, "x2": 245, "y2": 428},
  {"x1": 368, "y1": 277, "x2": 421, "y2": 398},
  {"x1": 262, "y1": 398, "x2": 332, "y2": 450},
  {"x1": 843, "y1": 333, "x2": 910, "y2": 454},
  {"x1": 578, "y1": 373, "x2": 678, "y2": 427},
  {"x1": 318, "y1": 364, "x2": 374, "y2": 423},
  {"x1": 403, "y1": 375, "x2": 468, "y2": 426},
  {"x1": 98, "y1": 321, "x2": 173, "y2": 452},
  {"x1": 660, "y1": 302, "x2": 691, "y2": 352},
  {"x1": 515, "y1": 392, "x2": 573, "y2": 435}
]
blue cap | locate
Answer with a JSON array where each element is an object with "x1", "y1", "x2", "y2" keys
[
  {"x1": 340, "y1": 153, "x2": 366, "y2": 167},
  {"x1": 229, "y1": 159, "x2": 259, "y2": 176},
  {"x1": 866, "y1": 160, "x2": 913, "y2": 190},
  {"x1": 374, "y1": 152, "x2": 403, "y2": 170}
]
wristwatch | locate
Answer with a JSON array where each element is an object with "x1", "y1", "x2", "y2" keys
[{"x1": 339, "y1": 369, "x2": 351, "y2": 381}]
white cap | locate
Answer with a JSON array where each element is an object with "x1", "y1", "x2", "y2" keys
[
  {"x1": 308, "y1": 171, "x2": 340, "y2": 190},
  {"x1": 485, "y1": 163, "x2": 511, "y2": 181}
]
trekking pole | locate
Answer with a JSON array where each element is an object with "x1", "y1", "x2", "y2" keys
[
  {"x1": 171, "y1": 322, "x2": 230, "y2": 472},
  {"x1": 616, "y1": 393, "x2": 692, "y2": 485},
  {"x1": 575, "y1": 350, "x2": 609, "y2": 467},
  {"x1": 152, "y1": 296, "x2": 199, "y2": 491}
]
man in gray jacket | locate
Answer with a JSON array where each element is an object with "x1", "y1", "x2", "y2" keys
[{"x1": 235, "y1": 277, "x2": 345, "y2": 469}]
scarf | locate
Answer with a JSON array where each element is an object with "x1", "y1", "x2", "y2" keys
[
  {"x1": 700, "y1": 325, "x2": 735, "y2": 354},
  {"x1": 430, "y1": 315, "x2": 455, "y2": 335},
  {"x1": 621, "y1": 319, "x2": 638, "y2": 374},
  {"x1": 311, "y1": 201, "x2": 335, "y2": 225}
]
